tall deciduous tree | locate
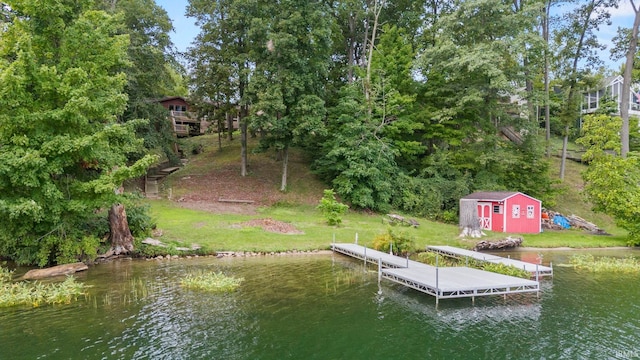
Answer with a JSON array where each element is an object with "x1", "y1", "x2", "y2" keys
[
  {"x1": 620, "y1": 0, "x2": 640, "y2": 157},
  {"x1": 249, "y1": 0, "x2": 333, "y2": 191},
  {"x1": 187, "y1": 0, "x2": 254, "y2": 176},
  {"x1": 0, "y1": 0, "x2": 155, "y2": 265},
  {"x1": 97, "y1": 0, "x2": 185, "y2": 164},
  {"x1": 552, "y1": 0, "x2": 618, "y2": 179}
]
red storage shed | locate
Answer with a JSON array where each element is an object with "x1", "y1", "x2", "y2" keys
[{"x1": 460, "y1": 191, "x2": 542, "y2": 234}]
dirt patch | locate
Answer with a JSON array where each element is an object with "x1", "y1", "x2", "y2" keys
[
  {"x1": 176, "y1": 200, "x2": 258, "y2": 215},
  {"x1": 238, "y1": 218, "x2": 304, "y2": 234}
]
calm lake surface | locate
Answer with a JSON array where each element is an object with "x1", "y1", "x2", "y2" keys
[{"x1": 1, "y1": 249, "x2": 639, "y2": 359}]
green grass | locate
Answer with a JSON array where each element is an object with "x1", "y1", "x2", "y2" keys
[
  {"x1": 148, "y1": 199, "x2": 629, "y2": 252},
  {"x1": 180, "y1": 271, "x2": 244, "y2": 292},
  {"x1": 570, "y1": 254, "x2": 640, "y2": 273},
  {"x1": 0, "y1": 267, "x2": 88, "y2": 308},
  {"x1": 416, "y1": 252, "x2": 531, "y2": 278}
]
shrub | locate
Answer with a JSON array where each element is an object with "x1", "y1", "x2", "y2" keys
[
  {"x1": 317, "y1": 189, "x2": 349, "y2": 226},
  {"x1": 372, "y1": 227, "x2": 416, "y2": 256}
]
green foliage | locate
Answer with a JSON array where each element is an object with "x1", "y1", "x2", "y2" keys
[
  {"x1": 480, "y1": 262, "x2": 531, "y2": 279},
  {"x1": 417, "y1": 252, "x2": 530, "y2": 279},
  {"x1": 372, "y1": 227, "x2": 416, "y2": 256},
  {"x1": 578, "y1": 114, "x2": 640, "y2": 245},
  {"x1": 317, "y1": 189, "x2": 348, "y2": 226},
  {"x1": 0, "y1": 1, "x2": 156, "y2": 265},
  {"x1": 122, "y1": 195, "x2": 156, "y2": 238},
  {"x1": 0, "y1": 268, "x2": 88, "y2": 307},
  {"x1": 570, "y1": 254, "x2": 640, "y2": 273},
  {"x1": 246, "y1": 0, "x2": 333, "y2": 190},
  {"x1": 180, "y1": 271, "x2": 243, "y2": 293},
  {"x1": 314, "y1": 84, "x2": 398, "y2": 212}
]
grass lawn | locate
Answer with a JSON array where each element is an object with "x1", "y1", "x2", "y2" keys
[{"x1": 149, "y1": 200, "x2": 630, "y2": 253}]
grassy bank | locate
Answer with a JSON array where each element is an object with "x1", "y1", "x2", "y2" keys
[
  {"x1": 148, "y1": 200, "x2": 629, "y2": 253},
  {"x1": 145, "y1": 134, "x2": 630, "y2": 253}
]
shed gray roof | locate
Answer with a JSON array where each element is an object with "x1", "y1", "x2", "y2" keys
[{"x1": 461, "y1": 191, "x2": 520, "y2": 201}]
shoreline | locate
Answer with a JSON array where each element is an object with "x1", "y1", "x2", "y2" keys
[{"x1": 517, "y1": 246, "x2": 634, "y2": 251}]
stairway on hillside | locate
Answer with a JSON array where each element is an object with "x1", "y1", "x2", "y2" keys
[{"x1": 144, "y1": 166, "x2": 181, "y2": 198}]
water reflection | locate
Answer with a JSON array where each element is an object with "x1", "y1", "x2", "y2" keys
[{"x1": 379, "y1": 285, "x2": 542, "y2": 328}]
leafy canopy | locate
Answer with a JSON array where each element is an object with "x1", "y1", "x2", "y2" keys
[{"x1": 0, "y1": 0, "x2": 155, "y2": 265}]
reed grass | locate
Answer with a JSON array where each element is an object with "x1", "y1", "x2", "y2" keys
[
  {"x1": 0, "y1": 267, "x2": 87, "y2": 307},
  {"x1": 416, "y1": 252, "x2": 531, "y2": 279},
  {"x1": 180, "y1": 271, "x2": 244, "y2": 293},
  {"x1": 570, "y1": 254, "x2": 640, "y2": 273}
]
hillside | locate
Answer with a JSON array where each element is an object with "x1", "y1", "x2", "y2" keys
[
  {"x1": 159, "y1": 134, "x2": 328, "y2": 214},
  {"x1": 145, "y1": 134, "x2": 627, "y2": 252},
  {"x1": 164, "y1": 134, "x2": 616, "y2": 229}
]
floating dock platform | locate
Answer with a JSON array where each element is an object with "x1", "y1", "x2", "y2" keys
[
  {"x1": 331, "y1": 243, "x2": 540, "y2": 304},
  {"x1": 426, "y1": 245, "x2": 553, "y2": 278}
]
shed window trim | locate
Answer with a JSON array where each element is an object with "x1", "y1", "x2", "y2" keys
[
  {"x1": 526, "y1": 205, "x2": 535, "y2": 219},
  {"x1": 493, "y1": 205, "x2": 502, "y2": 214},
  {"x1": 512, "y1": 205, "x2": 520, "y2": 218}
]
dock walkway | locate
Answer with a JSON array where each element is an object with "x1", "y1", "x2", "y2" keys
[
  {"x1": 331, "y1": 243, "x2": 540, "y2": 304},
  {"x1": 426, "y1": 245, "x2": 553, "y2": 277}
]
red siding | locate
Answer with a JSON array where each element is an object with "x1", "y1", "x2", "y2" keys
[
  {"x1": 504, "y1": 193, "x2": 541, "y2": 233},
  {"x1": 474, "y1": 192, "x2": 541, "y2": 234}
]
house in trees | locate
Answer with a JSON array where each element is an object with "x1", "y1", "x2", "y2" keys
[
  {"x1": 157, "y1": 96, "x2": 212, "y2": 137},
  {"x1": 459, "y1": 191, "x2": 542, "y2": 234},
  {"x1": 581, "y1": 75, "x2": 640, "y2": 118}
]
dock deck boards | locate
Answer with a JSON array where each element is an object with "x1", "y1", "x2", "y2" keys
[
  {"x1": 331, "y1": 243, "x2": 540, "y2": 302},
  {"x1": 426, "y1": 245, "x2": 553, "y2": 277}
]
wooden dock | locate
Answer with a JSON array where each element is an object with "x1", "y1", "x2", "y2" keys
[
  {"x1": 331, "y1": 243, "x2": 540, "y2": 304},
  {"x1": 426, "y1": 245, "x2": 553, "y2": 278}
]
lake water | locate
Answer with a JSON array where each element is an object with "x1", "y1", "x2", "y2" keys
[{"x1": 1, "y1": 250, "x2": 639, "y2": 359}]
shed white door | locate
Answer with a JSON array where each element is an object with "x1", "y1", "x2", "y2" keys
[{"x1": 478, "y1": 203, "x2": 492, "y2": 230}]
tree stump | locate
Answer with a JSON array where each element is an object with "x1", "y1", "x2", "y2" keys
[
  {"x1": 107, "y1": 203, "x2": 135, "y2": 256},
  {"x1": 459, "y1": 199, "x2": 482, "y2": 237}
]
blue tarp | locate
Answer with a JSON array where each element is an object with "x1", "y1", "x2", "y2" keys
[{"x1": 553, "y1": 215, "x2": 571, "y2": 229}]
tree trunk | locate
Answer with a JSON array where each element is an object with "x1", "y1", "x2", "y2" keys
[
  {"x1": 280, "y1": 146, "x2": 289, "y2": 192},
  {"x1": 217, "y1": 113, "x2": 222, "y2": 151},
  {"x1": 108, "y1": 204, "x2": 134, "y2": 255},
  {"x1": 560, "y1": 127, "x2": 569, "y2": 180},
  {"x1": 621, "y1": 1, "x2": 640, "y2": 158},
  {"x1": 226, "y1": 112, "x2": 234, "y2": 141},
  {"x1": 543, "y1": 0, "x2": 551, "y2": 157},
  {"x1": 240, "y1": 106, "x2": 248, "y2": 177},
  {"x1": 347, "y1": 13, "x2": 356, "y2": 83}
]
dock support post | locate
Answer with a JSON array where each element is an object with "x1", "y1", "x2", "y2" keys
[
  {"x1": 406, "y1": 253, "x2": 409, "y2": 268},
  {"x1": 536, "y1": 264, "x2": 540, "y2": 298},
  {"x1": 364, "y1": 246, "x2": 368, "y2": 268},
  {"x1": 389, "y1": 242, "x2": 393, "y2": 255},
  {"x1": 355, "y1": 233, "x2": 358, "y2": 245},
  {"x1": 378, "y1": 257, "x2": 382, "y2": 284}
]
